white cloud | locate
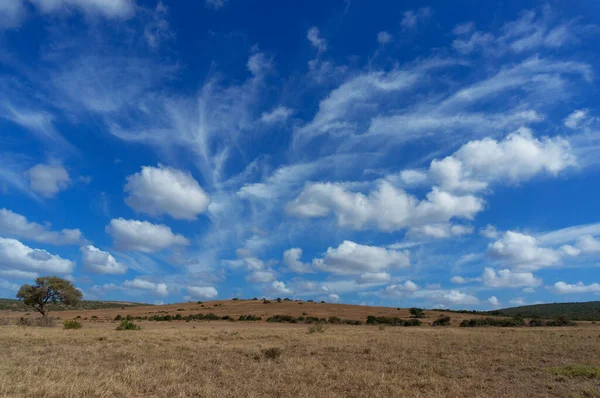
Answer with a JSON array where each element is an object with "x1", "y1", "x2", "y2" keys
[
  {"x1": 0, "y1": 208, "x2": 83, "y2": 245},
  {"x1": 283, "y1": 248, "x2": 312, "y2": 273},
  {"x1": 246, "y1": 269, "x2": 276, "y2": 283},
  {"x1": 400, "y1": 169, "x2": 428, "y2": 185},
  {"x1": 522, "y1": 287, "x2": 536, "y2": 293},
  {"x1": 480, "y1": 225, "x2": 499, "y2": 239},
  {"x1": 328, "y1": 293, "x2": 340, "y2": 303},
  {"x1": 307, "y1": 26, "x2": 327, "y2": 52},
  {"x1": 313, "y1": 240, "x2": 410, "y2": 275},
  {"x1": 106, "y1": 218, "x2": 189, "y2": 253},
  {"x1": 125, "y1": 165, "x2": 210, "y2": 220},
  {"x1": 408, "y1": 223, "x2": 473, "y2": 239},
  {"x1": 487, "y1": 296, "x2": 501, "y2": 307},
  {"x1": 123, "y1": 278, "x2": 168, "y2": 296},
  {"x1": 356, "y1": 272, "x2": 391, "y2": 284},
  {"x1": 271, "y1": 281, "x2": 292, "y2": 295},
  {"x1": 0, "y1": 279, "x2": 21, "y2": 292},
  {"x1": 0, "y1": 269, "x2": 38, "y2": 279},
  {"x1": 538, "y1": 223, "x2": 600, "y2": 245},
  {"x1": 417, "y1": 289, "x2": 479, "y2": 306},
  {"x1": 287, "y1": 181, "x2": 483, "y2": 232},
  {"x1": 481, "y1": 267, "x2": 541, "y2": 288},
  {"x1": 29, "y1": 0, "x2": 135, "y2": 18},
  {"x1": 381, "y1": 280, "x2": 419, "y2": 296},
  {"x1": 247, "y1": 52, "x2": 273, "y2": 76},
  {"x1": 452, "y1": 22, "x2": 474, "y2": 36},
  {"x1": 260, "y1": 106, "x2": 293, "y2": 124},
  {"x1": 27, "y1": 164, "x2": 70, "y2": 198},
  {"x1": 401, "y1": 7, "x2": 431, "y2": 30},
  {"x1": 450, "y1": 276, "x2": 475, "y2": 284},
  {"x1": 81, "y1": 245, "x2": 126, "y2": 274},
  {"x1": 488, "y1": 231, "x2": 561, "y2": 270},
  {"x1": 377, "y1": 31, "x2": 392, "y2": 45},
  {"x1": 576, "y1": 235, "x2": 600, "y2": 254},
  {"x1": 553, "y1": 281, "x2": 600, "y2": 294},
  {"x1": 428, "y1": 129, "x2": 575, "y2": 193},
  {"x1": 0, "y1": 237, "x2": 74, "y2": 274},
  {"x1": 564, "y1": 109, "x2": 588, "y2": 129},
  {"x1": 187, "y1": 285, "x2": 218, "y2": 298}
]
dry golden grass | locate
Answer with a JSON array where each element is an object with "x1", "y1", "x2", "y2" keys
[{"x1": 1, "y1": 320, "x2": 600, "y2": 398}]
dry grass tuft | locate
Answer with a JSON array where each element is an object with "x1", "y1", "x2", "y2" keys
[{"x1": 550, "y1": 365, "x2": 600, "y2": 379}]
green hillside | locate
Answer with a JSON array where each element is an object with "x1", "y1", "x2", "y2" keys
[
  {"x1": 490, "y1": 301, "x2": 600, "y2": 321},
  {"x1": 0, "y1": 298, "x2": 145, "y2": 312}
]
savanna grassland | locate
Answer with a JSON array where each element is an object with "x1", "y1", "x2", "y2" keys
[{"x1": 1, "y1": 300, "x2": 600, "y2": 398}]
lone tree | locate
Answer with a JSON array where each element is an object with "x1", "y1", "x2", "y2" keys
[
  {"x1": 17, "y1": 276, "x2": 82, "y2": 323},
  {"x1": 409, "y1": 307, "x2": 425, "y2": 318}
]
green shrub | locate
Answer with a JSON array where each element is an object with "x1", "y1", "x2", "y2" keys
[
  {"x1": 432, "y1": 316, "x2": 451, "y2": 326},
  {"x1": 197, "y1": 301, "x2": 203, "y2": 304},
  {"x1": 116, "y1": 319, "x2": 140, "y2": 331},
  {"x1": 366, "y1": 315, "x2": 421, "y2": 326},
  {"x1": 176, "y1": 308, "x2": 185, "y2": 311},
  {"x1": 63, "y1": 320, "x2": 82, "y2": 329},
  {"x1": 91, "y1": 315, "x2": 98, "y2": 319},
  {"x1": 252, "y1": 297, "x2": 258, "y2": 300},
  {"x1": 263, "y1": 299, "x2": 271, "y2": 304},
  {"x1": 328, "y1": 316, "x2": 342, "y2": 324},
  {"x1": 114, "y1": 314, "x2": 122, "y2": 321},
  {"x1": 409, "y1": 307, "x2": 425, "y2": 318},
  {"x1": 459, "y1": 317, "x2": 525, "y2": 327},
  {"x1": 232, "y1": 298, "x2": 239, "y2": 301},
  {"x1": 276, "y1": 297, "x2": 282, "y2": 303},
  {"x1": 75, "y1": 315, "x2": 81, "y2": 319}
]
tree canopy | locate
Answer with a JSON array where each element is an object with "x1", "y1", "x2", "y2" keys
[{"x1": 16, "y1": 276, "x2": 82, "y2": 320}]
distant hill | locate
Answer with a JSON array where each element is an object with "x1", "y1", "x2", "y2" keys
[
  {"x1": 0, "y1": 298, "x2": 145, "y2": 312},
  {"x1": 490, "y1": 301, "x2": 600, "y2": 321}
]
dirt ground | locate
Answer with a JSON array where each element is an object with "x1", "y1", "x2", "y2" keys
[{"x1": 1, "y1": 318, "x2": 599, "y2": 398}]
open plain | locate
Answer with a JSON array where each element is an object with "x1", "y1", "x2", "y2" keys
[{"x1": 1, "y1": 300, "x2": 600, "y2": 398}]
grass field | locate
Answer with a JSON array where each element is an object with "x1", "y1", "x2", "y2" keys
[{"x1": 1, "y1": 301, "x2": 600, "y2": 397}]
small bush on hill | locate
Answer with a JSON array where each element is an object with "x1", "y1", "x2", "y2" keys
[
  {"x1": 114, "y1": 315, "x2": 122, "y2": 321},
  {"x1": 63, "y1": 320, "x2": 82, "y2": 329},
  {"x1": 116, "y1": 319, "x2": 140, "y2": 331},
  {"x1": 366, "y1": 315, "x2": 421, "y2": 326},
  {"x1": 409, "y1": 307, "x2": 425, "y2": 318},
  {"x1": 459, "y1": 317, "x2": 525, "y2": 327},
  {"x1": 432, "y1": 316, "x2": 451, "y2": 326}
]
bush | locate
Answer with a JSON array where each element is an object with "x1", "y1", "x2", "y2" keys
[
  {"x1": 252, "y1": 297, "x2": 258, "y2": 300},
  {"x1": 276, "y1": 297, "x2": 282, "y2": 303},
  {"x1": 63, "y1": 320, "x2": 82, "y2": 329},
  {"x1": 263, "y1": 299, "x2": 271, "y2": 304},
  {"x1": 366, "y1": 315, "x2": 421, "y2": 326},
  {"x1": 116, "y1": 319, "x2": 140, "y2": 331},
  {"x1": 263, "y1": 347, "x2": 282, "y2": 360},
  {"x1": 16, "y1": 317, "x2": 33, "y2": 326},
  {"x1": 320, "y1": 301, "x2": 326, "y2": 304},
  {"x1": 114, "y1": 315, "x2": 122, "y2": 321},
  {"x1": 197, "y1": 301, "x2": 203, "y2": 304},
  {"x1": 308, "y1": 324, "x2": 326, "y2": 333},
  {"x1": 91, "y1": 315, "x2": 98, "y2": 319},
  {"x1": 409, "y1": 307, "x2": 425, "y2": 318},
  {"x1": 459, "y1": 317, "x2": 526, "y2": 327},
  {"x1": 432, "y1": 316, "x2": 451, "y2": 326},
  {"x1": 176, "y1": 308, "x2": 185, "y2": 311},
  {"x1": 267, "y1": 314, "x2": 297, "y2": 323},
  {"x1": 232, "y1": 298, "x2": 239, "y2": 301},
  {"x1": 328, "y1": 316, "x2": 342, "y2": 324}
]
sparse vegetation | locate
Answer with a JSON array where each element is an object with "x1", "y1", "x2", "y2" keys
[
  {"x1": 550, "y1": 365, "x2": 600, "y2": 379},
  {"x1": 63, "y1": 320, "x2": 82, "y2": 330},
  {"x1": 460, "y1": 317, "x2": 526, "y2": 327},
  {"x1": 262, "y1": 347, "x2": 282, "y2": 360},
  {"x1": 432, "y1": 316, "x2": 451, "y2": 326},
  {"x1": 308, "y1": 324, "x2": 326, "y2": 333},
  {"x1": 409, "y1": 307, "x2": 425, "y2": 318},
  {"x1": 366, "y1": 316, "x2": 421, "y2": 326},
  {"x1": 116, "y1": 319, "x2": 140, "y2": 331}
]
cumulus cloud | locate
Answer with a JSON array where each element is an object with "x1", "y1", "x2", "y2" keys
[
  {"x1": 271, "y1": 281, "x2": 292, "y2": 295},
  {"x1": 480, "y1": 224, "x2": 500, "y2": 239},
  {"x1": 0, "y1": 208, "x2": 84, "y2": 245},
  {"x1": 27, "y1": 164, "x2": 70, "y2": 198},
  {"x1": 81, "y1": 245, "x2": 126, "y2": 274},
  {"x1": 481, "y1": 267, "x2": 541, "y2": 288},
  {"x1": 313, "y1": 240, "x2": 410, "y2": 275},
  {"x1": 287, "y1": 181, "x2": 483, "y2": 232},
  {"x1": 488, "y1": 231, "x2": 561, "y2": 270},
  {"x1": 356, "y1": 272, "x2": 391, "y2": 284},
  {"x1": 246, "y1": 269, "x2": 277, "y2": 283},
  {"x1": 564, "y1": 109, "x2": 588, "y2": 129},
  {"x1": 327, "y1": 293, "x2": 340, "y2": 303},
  {"x1": 283, "y1": 248, "x2": 312, "y2": 273},
  {"x1": 417, "y1": 289, "x2": 480, "y2": 306},
  {"x1": 0, "y1": 1, "x2": 27, "y2": 28},
  {"x1": 106, "y1": 218, "x2": 189, "y2": 252},
  {"x1": 187, "y1": 285, "x2": 218, "y2": 298},
  {"x1": 553, "y1": 281, "x2": 600, "y2": 294},
  {"x1": 427, "y1": 129, "x2": 575, "y2": 193},
  {"x1": 381, "y1": 280, "x2": 419, "y2": 297},
  {"x1": 0, "y1": 237, "x2": 74, "y2": 274},
  {"x1": 408, "y1": 223, "x2": 473, "y2": 239},
  {"x1": 307, "y1": 26, "x2": 327, "y2": 52},
  {"x1": 123, "y1": 278, "x2": 168, "y2": 296},
  {"x1": 125, "y1": 165, "x2": 210, "y2": 220},
  {"x1": 487, "y1": 296, "x2": 501, "y2": 307}
]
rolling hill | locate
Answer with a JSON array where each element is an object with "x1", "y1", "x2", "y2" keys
[
  {"x1": 0, "y1": 298, "x2": 144, "y2": 312},
  {"x1": 490, "y1": 301, "x2": 600, "y2": 321}
]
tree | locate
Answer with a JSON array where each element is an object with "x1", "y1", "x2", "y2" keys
[
  {"x1": 409, "y1": 307, "x2": 425, "y2": 318},
  {"x1": 17, "y1": 276, "x2": 82, "y2": 323}
]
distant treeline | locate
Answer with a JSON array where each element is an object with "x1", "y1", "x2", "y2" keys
[
  {"x1": 0, "y1": 298, "x2": 144, "y2": 312},
  {"x1": 487, "y1": 301, "x2": 600, "y2": 321}
]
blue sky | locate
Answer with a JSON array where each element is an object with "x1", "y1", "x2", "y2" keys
[{"x1": 1, "y1": 0, "x2": 600, "y2": 309}]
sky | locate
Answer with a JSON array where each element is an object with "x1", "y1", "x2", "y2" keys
[{"x1": 1, "y1": 0, "x2": 600, "y2": 309}]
